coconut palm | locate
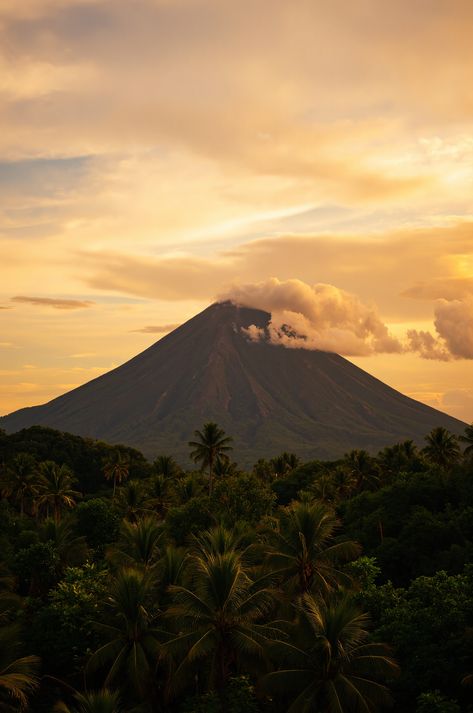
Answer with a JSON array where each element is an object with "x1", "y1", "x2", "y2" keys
[
  {"x1": 263, "y1": 593, "x2": 399, "y2": 713},
  {"x1": 305, "y1": 470, "x2": 339, "y2": 504},
  {"x1": 103, "y1": 450, "x2": 130, "y2": 500},
  {"x1": 54, "y1": 688, "x2": 123, "y2": 713},
  {"x1": 0, "y1": 625, "x2": 40, "y2": 711},
  {"x1": 165, "y1": 549, "x2": 280, "y2": 692},
  {"x1": 344, "y1": 450, "x2": 379, "y2": 493},
  {"x1": 0, "y1": 453, "x2": 38, "y2": 516},
  {"x1": 40, "y1": 516, "x2": 89, "y2": 570},
  {"x1": 267, "y1": 500, "x2": 360, "y2": 597},
  {"x1": 423, "y1": 427, "x2": 460, "y2": 470},
  {"x1": 152, "y1": 455, "x2": 180, "y2": 478},
  {"x1": 271, "y1": 452, "x2": 300, "y2": 477},
  {"x1": 87, "y1": 568, "x2": 163, "y2": 700},
  {"x1": 36, "y1": 461, "x2": 81, "y2": 522},
  {"x1": 155, "y1": 545, "x2": 188, "y2": 605},
  {"x1": 173, "y1": 473, "x2": 206, "y2": 505},
  {"x1": 191, "y1": 523, "x2": 259, "y2": 568},
  {"x1": 459, "y1": 423, "x2": 473, "y2": 458},
  {"x1": 107, "y1": 517, "x2": 163, "y2": 571},
  {"x1": 189, "y1": 422, "x2": 233, "y2": 495},
  {"x1": 116, "y1": 480, "x2": 150, "y2": 522},
  {"x1": 331, "y1": 466, "x2": 357, "y2": 501},
  {"x1": 146, "y1": 475, "x2": 172, "y2": 518},
  {"x1": 213, "y1": 455, "x2": 238, "y2": 477}
]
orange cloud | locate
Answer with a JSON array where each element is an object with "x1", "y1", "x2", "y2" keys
[
  {"x1": 220, "y1": 278, "x2": 402, "y2": 356},
  {"x1": 132, "y1": 324, "x2": 180, "y2": 334},
  {"x1": 80, "y1": 221, "x2": 473, "y2": 319},
  {"x1": 12, "y1": 295, "x2": 95, "y2": 309},
  {"x1": 408, "y1": 296, "x2": 473, "y2": 361}
]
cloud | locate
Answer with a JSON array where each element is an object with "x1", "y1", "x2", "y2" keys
[
  {"x1": 408, "y1": 296, "x2": 473, "y2": 361},
  {"x1": 132, "y1": 323, "x2": 180, "y2": 334},
  {"x1": 402, "y1": 277, "x2": 473, "y2": 301},
  {"x1": 219, "y1": 278, "x2": 403, "y2": 357},
  {"x1": 406, "y1": 329, "x2": 451, "y2": 361},
  {"x1": 434, "y1": 296, "x2": 473, "y2": 359},
  {"x1": 84, "y1": 251, "x2": 235, "y2": 301},
  {"x1": 80, "y1": 221, "x2": 473, "y2": 320},
  {"x1": 0, "y1": 156, "x2": 91, "y2": 195},
  {"x1": 67, "y1": 352, "x2": 97, "y2": 358},
  {"x1": 0, "y1": 0, "x2": 471, "y2": 211},
  {"x1": 12, "y1": 295, "x2": 95, "y2": 309},
  {"x1": 0, "y1": 0, "x2": 107, "y2": 21}
]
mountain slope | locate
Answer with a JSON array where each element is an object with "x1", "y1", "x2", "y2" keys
[{"x1": 0, "y1": 301, "x2": 465, "y2": 465}]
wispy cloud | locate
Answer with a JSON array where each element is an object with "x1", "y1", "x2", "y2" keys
[
  {"x1": 132, "y1": 324, "x2": 180, "y2": 334},
  {"x1": 12, "y1": 295, "x2": 95, "y2": 309}
]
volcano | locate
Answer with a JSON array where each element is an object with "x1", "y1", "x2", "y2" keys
[{"x1": 0, "y1": 301, "x2": 465, "y2": 465}]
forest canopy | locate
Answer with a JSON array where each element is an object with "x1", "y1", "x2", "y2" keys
[{"x1": 0, "y1": 423, "x2": 472, "y2": 712}]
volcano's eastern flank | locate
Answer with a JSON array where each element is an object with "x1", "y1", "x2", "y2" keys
[{"x1": 0, "y1": 302, "x2": 465, "y2": 464}]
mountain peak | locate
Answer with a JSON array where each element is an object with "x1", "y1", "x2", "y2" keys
[{"x1": 0, "y1": 302, "x2": 465, "y2": 466}]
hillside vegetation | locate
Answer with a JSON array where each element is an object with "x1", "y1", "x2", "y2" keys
[{"x1": 0, "y1": 423, "x2": 472, "y2": 712}]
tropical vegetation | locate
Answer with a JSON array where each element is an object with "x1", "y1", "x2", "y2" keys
[{"x1": 0, "y1": 422, "x2": 472, "y2": 711}]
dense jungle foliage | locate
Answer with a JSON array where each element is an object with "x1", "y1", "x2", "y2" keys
[{"x1": 0, "y1": 423, "x2": 472, "y2": 712}]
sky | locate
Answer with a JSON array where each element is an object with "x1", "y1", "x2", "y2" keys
[{"x1": 0, "y1": 0, "x2": 472, "y2": 423}]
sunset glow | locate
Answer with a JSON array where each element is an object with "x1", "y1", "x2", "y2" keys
[{"x1": 1, "y1": 0, "x2": 472, "y2": 421}]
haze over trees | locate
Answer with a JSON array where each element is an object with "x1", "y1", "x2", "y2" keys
[{"x1": 0, "y1": 422, "x2": 472, "y2": 712}]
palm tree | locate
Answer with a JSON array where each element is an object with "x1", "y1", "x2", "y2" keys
[
  {"x1": 173, "y1": 473, "x2": 206, "y2": 505},
  {"x1": 263, "y1": 593, "x2": 399, "y2": 713},
  {"x1": 191, "y1": 523, "x2": 258, "y2": 567},
  {"x1": 0, "y1": 625, "x2": 40, "y2": 711},
  {"x1": 116, "y1": 480, "x2": 150, "y2": 522},
  {"x1": 146, "y1": 475, "x2": 172, "y2": 518},
  {"x1": 40, "y1": 517, "x2": 89, "y2": 570},
  {"x1": 54, "y1": 689, "x2": 123, "y2": 713},
  {"x1": 153, "y1": 455, "x2": 180, "y2": 478},
  {"x1": 331, "y1": 466, "x2": 357, "y2": 501},
  {"x1": 103, "y1": 450, "x2": 130, "y2": 500},
  {"x1": 189, "y1": 422, "x2": 233, "y2": 495},
  {"x1": 270, "y1": 452, "x2": 300, "y2": 478},
  {"x1": 36, "y1": 461, "x2": 81, "y2": 522},
  {"x1": 107, "y1": 517, "x2": 163, "y2": 571},
  {"x1": 267, "y1": 500, "x2": 360, "y2": 597},
  {"x1": 459, "y1": 423, "x2": 473, "y2": 458},
  {"x1": 344, "y1": 450, "x2": 379, "y2": 493},
  {"x1": 87, "y1": 568, "x2": 163, "y2": 701},
  {"x1": 213, "y1": 455, "x2": 238, "y2": 477},
  {"x1": 0, "y1": 453, "x2": 38, "y2": 516},
  {"x1": 165, "y1": 549, "x2": 279, "y2": 692},
  {"x1": 305, "y1": 470, "x2": 339, "y2": 504},
  {"x1": 155, "y1": 545, "x2": 188, "y2": 605},
  {"x1": 423, "y1": 427, "x2": 460, "y2": 470}
]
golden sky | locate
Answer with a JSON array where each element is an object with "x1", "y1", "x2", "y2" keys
[{"x1": 1, "y1": 0, "x2": 472, "y2": 423}]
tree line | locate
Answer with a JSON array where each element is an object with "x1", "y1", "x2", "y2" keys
[{"x1": 0, "y1": 423, "x2": 472, "y2": 712}]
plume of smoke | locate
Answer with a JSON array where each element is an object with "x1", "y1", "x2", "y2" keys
[
  {"x1": 220, "y1": 278, "x2": 403, "y2": 356},
  {"x1": 221, "y1": 279, "x2": 473, "y2": 360}
]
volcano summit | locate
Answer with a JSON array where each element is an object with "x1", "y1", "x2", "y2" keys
[{"x1": 0, "y1": 301, "x2": 465, "y2": 464}]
